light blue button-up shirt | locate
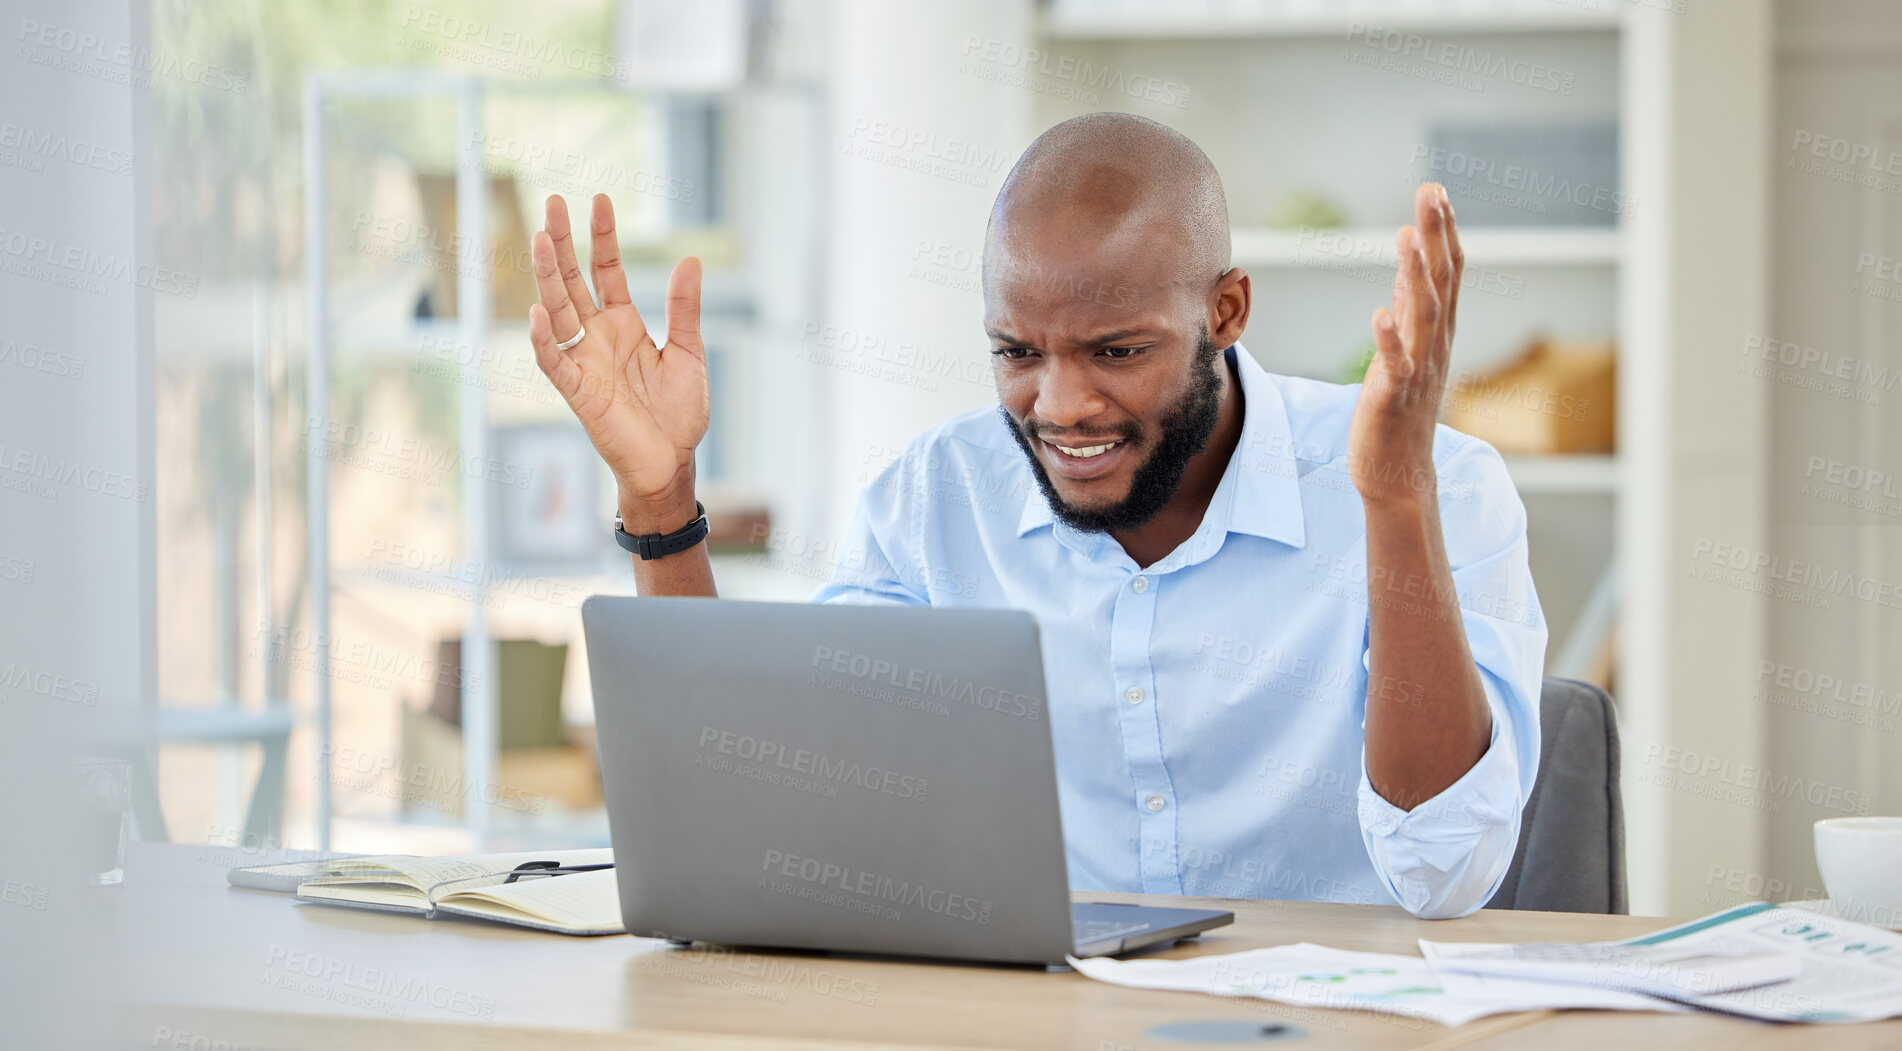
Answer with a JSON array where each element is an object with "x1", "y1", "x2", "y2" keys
[{"x1": 812, "y1": 344, "x2": 1545, "y2": 918}]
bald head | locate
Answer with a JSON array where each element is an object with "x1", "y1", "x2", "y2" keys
[{"x1": 984, "y1": 113, "x2": 1230, "y2": 299}]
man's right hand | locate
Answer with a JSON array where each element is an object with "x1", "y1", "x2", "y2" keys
[{"x1": 529, "y1": 193, "x2": 707, "y2": 532}]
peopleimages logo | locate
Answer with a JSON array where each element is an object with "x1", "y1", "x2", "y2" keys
[
  {"x1": 463, "y1": 131, "x2": 695, "y2": 203},
  {"x1": 0, "y1": 443, "x2": 146, "y2": 502},
  {"x1": 0, "y1": 663, "x2": 99, "y2": 706},
  {"x1": 1344, "y1": 23, "x2": 1576, "y2": 95},
  {"x1": 0, "y1": 228, "x2": 199, "y2": 298},
  {"x1": 1742, "y1": 334, "x2": 1899, "y2": 394},
  {"x1": 0, "y1": 340, "x2": 86, "y2": 380},
  {"x1": 697, "y1": 726, "x2": 929, "y2": 802},
  {"x1": 396, "y1": 7, "x2": 634, "y2": 80},
  {"x1": 1642, "y1": 744, "x2": 1872, "y2": 816},
  {"x1": 14, "y1": 18, "x2": 250, "y2": 94},
  {"x1": 263, "y1": 944, "x2": 496, "y2": 1020},
  {"x1": 811, "y1": 645, "x2": 1041, "y2": 718},
  {"x1": 762, "y1": 849, "x2": 992, "y2": 924},
  {"x1": 1410, "y1": 144, "x2": 1635, "y2": 219},
  {"x1": 303, "y1": 416, "x2": 534, "y2": 491},
  {"x1": 957, "y1": 34, "x2": 1192, "y2": 109},
  {"x1": 0, "y1": 121, "x2": 134, "y2": 175},
  {"x1": 1756, "y1": 661, "x2": 1899, "y2": 713},
  {"x1": 1690, "y1": 539, "x2": 1902, "y2": 610}
]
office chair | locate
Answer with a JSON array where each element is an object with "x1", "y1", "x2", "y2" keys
[{"x1": 1489, "y1": 676, "x2": 1628, "y2": 914}]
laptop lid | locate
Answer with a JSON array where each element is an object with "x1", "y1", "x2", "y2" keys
[{"x1": 582, "y1": 597, "x2": 1078, "y2": 964}]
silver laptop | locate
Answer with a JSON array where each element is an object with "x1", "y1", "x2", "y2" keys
[{"x1": 582, "y1": 596, "x2": 1233, "y2": 965}]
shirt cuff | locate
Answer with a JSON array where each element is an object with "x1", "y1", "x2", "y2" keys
[{"x1": 1357, "y1": 678, "x2": 1524, "y2": 918}]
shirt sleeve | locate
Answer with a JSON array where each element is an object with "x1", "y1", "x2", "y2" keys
[
  {"x1": 1354, "y1": 432, "x2": 1547, "y2": 919},
  {"x1": 809, "y1": 445, "x2": 930, "y2": 607}
]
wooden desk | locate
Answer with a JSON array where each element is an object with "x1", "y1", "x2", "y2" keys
[{"x1": 88, "y1": 845, "x2": 1900, "y2": 1050}]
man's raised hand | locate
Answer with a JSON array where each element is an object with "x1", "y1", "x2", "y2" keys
[
  {"x1": 528, "y1": 193, "x2": 708, "y2": 529},
  {"x1": 1348, "y1": 182, "x2": 1464, "y2": 509}
]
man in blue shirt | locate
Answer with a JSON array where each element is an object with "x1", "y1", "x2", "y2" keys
[{"x1": 526, "y1": 113, "x2": 1545, "y2": 919}]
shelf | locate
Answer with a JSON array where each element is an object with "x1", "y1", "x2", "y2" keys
[
  {"x1": 1233, "y1": 226, "x2": 1621, "y2": 268},
  {"x1": 1042, "y1": 5, "x2": 1622, "y2": 40},
  {"x1": 327, "y1": 269, "x2": 756, "y2": 352},
  {"x1": 1500, "y1": 453, "x2": 1617, "y2": 495}
]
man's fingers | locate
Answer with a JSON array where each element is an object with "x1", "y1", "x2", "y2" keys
[
  {"x1": 532, "y1": 230, "x2": 587, "y2": 345},
  {"x1": 544, "y1": 195, "x2": 597, "y2": 320},
  {"x1": 1415, "y1": 183, "x2": 1455, "y2": 307},
  {"x1": 1370, "y1": 307, "x2": 1408, "y2": 378},
  {"x1": 664, "y1": 256, "x2": 704, "y2": 358},
  {"x1": 590, "y1": 194, "x2": 632, "y2": 307},
  {"x1": 1393, "y1": 226, "x2": 1437, "y2": 366},
  {"x1": 528, "y1": 302, "x2": 580, "y2": 398},
  {"x1": 1441, "y1": 185, "x2": 1465, "y2": 343}
]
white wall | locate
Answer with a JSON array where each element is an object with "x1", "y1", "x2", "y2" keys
[
  {"x1": 1617, "y1": 0, "x2": 1775, "y2": 917},
  {"x1": 821, "y1": 0, "x2": 1035, "y2": 534},
  {"x1": 1763, "y1": 0, "x2": 1902, "y2": 902},
  {"x1": 0, "y1": 0, "x2": 155, "y2": 1034}
]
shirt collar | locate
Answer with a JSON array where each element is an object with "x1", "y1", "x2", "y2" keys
[
  {"x1": 1015, "y1": 342, "x2": 1307, "y2": 551},
  {"x1": 1015, "y1": 472, "x2": 1057, "y2": 536}
]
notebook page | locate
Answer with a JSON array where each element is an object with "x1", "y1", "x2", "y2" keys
[
  {"x1": 227, "y1": 855, "x2": 397, "y2": 892},
  {"x1": 295, "y1": 853, "x2": 497, "y2": 894},
  {"x1": 382, "y1": 848, "x2": 614, "y2": 901},
  {"x1": 437, "y1": 868, "x2": 623, "y2": 933},
  {"x1": 315, "y1": 856, "x2": 414, "y2": 877},
  {"x1": 299, "y1": 883, "x2": 434, "y2": 910},
  {"x1": 292, "y1": 856, "x2": 447, "y2": 906}
]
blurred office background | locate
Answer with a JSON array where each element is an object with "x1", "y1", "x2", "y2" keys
[{"x1": 5, "y1": 0, "x2": 1898, "y2": 919}]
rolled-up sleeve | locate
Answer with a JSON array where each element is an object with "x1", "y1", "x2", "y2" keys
[{"x1": 1354, "y1": 433, "x2": 1547, "y2": 919}]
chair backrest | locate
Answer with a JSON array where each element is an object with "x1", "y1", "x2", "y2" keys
[{"x1": 1490, "y1": 677, "x2": 1627, "y2": 914}]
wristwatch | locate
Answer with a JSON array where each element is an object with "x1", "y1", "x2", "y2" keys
[{"x1": 614, "y1": 501, "x2": 710, "y2": 560}]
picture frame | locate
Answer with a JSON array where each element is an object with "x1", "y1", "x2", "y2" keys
[{"x1": 490, "y1": 422, "x2": 607, "y2": 572}]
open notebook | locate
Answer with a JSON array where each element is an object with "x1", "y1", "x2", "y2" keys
[{"x1": 235, "y1": 848, "x2": 623, "y2": 936}]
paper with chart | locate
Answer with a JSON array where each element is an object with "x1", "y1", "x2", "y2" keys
[
  {"x1": 1071, "y1": 904, "x2": 1902, "y2": 1024},
  {"x1": 1067, "y1": 942, "x2": 1678, "y2": 1027},
  {"x1": 1417, "y1": 938, "x2": 1800, "y2": 1000},
  {"x1": 1600, "y1": 902, "x2": 1902, "y2": 1022}
]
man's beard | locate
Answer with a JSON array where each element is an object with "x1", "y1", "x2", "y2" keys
[{"x1": 1002, "y1": 335, "x2": 1225, "y2": 534}]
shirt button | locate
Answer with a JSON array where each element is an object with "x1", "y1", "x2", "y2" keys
[
  {"x1": 1132, "y1": 576, "x2": 1149, "y2": 594},
  {"x1": 1145, "y1": 795, "x2": 1166, "y2": 812},
  {"x1": 1125, "y1": 686, "x2": 1144, "y2": 704}
]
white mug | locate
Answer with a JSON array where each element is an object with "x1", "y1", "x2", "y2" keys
[{"x1": 1814, "y1": 817, "x2": 1902, "y2": 930}]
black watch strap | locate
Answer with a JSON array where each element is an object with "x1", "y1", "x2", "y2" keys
[{"x1": 614, "y1": 501, "x2": 710, "y2": 560}]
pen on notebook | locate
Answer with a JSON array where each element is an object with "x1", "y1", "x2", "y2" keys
[{"x1": 503, "y1": 861, "x2": 615, "y2": 883}]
